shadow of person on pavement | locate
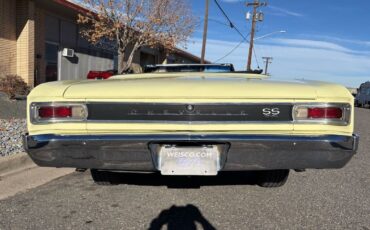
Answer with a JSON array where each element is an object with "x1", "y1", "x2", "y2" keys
[{"x1": 148, "y1": 204, "x2": 216, "y2": 230}]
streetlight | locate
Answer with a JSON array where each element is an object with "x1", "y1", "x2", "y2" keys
[
  {"x1": 254, "y1": 30, "x2": 286, "y2": 75},
  {"x1": 254, "y1": 30, "x2": 286, "y2": 41}
]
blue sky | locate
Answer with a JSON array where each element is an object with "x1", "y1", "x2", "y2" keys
[{"x1": 185, "y1": 0, "x2": 370, "y2": 87}]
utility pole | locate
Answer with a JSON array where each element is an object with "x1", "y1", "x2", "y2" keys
[
  {"x1": 262, "y1": 57, "x2": 273, "y2": 75},
  {"x1": 246, "y1": 0, "x2": 267, "y2": 71},
  {"x1": 201, "y1": 0, "x2": 209, "y2": 64}
]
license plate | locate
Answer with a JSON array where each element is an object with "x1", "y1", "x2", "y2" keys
[{"x1": 159, "y1": 145, "x2": 219, "y2": 176}]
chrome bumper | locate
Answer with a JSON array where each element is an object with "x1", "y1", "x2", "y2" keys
[{"x1": 23, "y1": 134, "x2": 359, "y2": 171}]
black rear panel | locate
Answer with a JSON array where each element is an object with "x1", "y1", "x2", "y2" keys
[{"x1": 86, "y1": 103, "x2": 293, "y2": 122}]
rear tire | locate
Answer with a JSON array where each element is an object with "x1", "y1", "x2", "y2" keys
[
  {"x1": 257, "y1": 170, "x2": 289, "y2": 187},
  {"x1": 90, "y1": 169, "x2": 116, "y2": 185}
]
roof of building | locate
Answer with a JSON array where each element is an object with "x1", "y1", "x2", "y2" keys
[
  {"x1": 53, "y1": 0, "x2": 90, "y2": 14},
  {"x1": 173, "y1": 48, "x2": 211, "y2": 64}
]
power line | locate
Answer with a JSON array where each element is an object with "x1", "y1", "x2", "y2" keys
[
  {"x1": 211, "y1": 0, "x2": 264, "y2": 69},
  {"x1": 208, "y1": 18, "x2": 231, "y2": 28},
  {"x1": 213, "y1": 0, "x2": 248, "y2": 41},
  {"x1": 212, "y1": 36, "x2": 261, "y2": 68},
  {"x1": 209, "y1": 18, "x2": 250, "y2": 37},
  {"x1": 213, "y1": 0, "x2": 254, "y2": 63},
  {"x1": 213, "y1": 39, "x2": 260, "y2": 67},
  {"x1": 213, "y1": 0, "x2": 262, "y2": 69},
  {"x1": 213, "y1": 39, "x2": 246, "y2": 63}
]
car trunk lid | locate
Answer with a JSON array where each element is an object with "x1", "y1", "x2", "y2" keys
[{"x1": 63, "y1": 74, "x2": 317, "y2": 100}]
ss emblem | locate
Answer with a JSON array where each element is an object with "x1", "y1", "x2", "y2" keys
[{"x1": 262, "y1": 108, "x2": 280, "y2": 117}]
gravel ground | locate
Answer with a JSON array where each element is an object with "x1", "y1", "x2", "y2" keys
[
  {"x1": 0, "y1": 94, "x2": 26, "y2": 119},
  {"x1": 0, "y1": 108, "x2": 369, "y2": 229},
  {"x1": 0, "y1": 94, "x2": 27, "y2": 156},
  {"x1": 0, "y1": 119, "x2": 27, "y2": 157}
]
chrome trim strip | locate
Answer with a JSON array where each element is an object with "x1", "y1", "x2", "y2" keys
[
  {"x1": 29, "y1": 102, "x2": 352, "y2": 126},
  {"x1": 26, "y1": 133, "x2": 356, "y2": 143},
  {"x1": 84, "y1": 120, "x2": 294, "y2": 124},
  {"x1": 85, "y1": 102, "x2": 295, "y2": 105},
  {"x1": 30, "y1": 102, "x2": 88, "y2": 124}
]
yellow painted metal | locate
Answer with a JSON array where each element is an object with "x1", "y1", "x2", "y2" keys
[
  {"x1": 27, "y1": 73, "x2": 354, "y2": 136},
  {"x1": 64, "y1": 75, "x2": 316, "y2": 99}
]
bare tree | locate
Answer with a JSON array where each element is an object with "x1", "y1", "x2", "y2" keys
[{"x1": 77, "y1": 0, "x2": 197, "y2": 73}]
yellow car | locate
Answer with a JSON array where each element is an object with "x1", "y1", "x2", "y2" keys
[{"x1": 23, "y1": 64, "x2": 359, "y2": 187}]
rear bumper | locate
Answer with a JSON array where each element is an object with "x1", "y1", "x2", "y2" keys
[{"x1": 23, "y1": 134, "x2": 359, "y2": 171}]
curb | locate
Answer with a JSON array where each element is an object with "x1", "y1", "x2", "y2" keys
[
  {"x1": 0, "y1": 155, "x2": 75, "y2": 201},
  {"x1": 0, "y1": 153, "x2": 36, "y2": 177}
]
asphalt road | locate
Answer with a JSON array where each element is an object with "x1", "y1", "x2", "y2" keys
[{"x1": 0, "y1": 108, "x2": 369, "y2": 230}]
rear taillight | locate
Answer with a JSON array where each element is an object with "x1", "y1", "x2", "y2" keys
[
  {"x1": 101, "y1": 72, "x2": 113, "y2": 79},
  {"x1": 31, "y1": 103, "x2": 88, "y2": 124},
  {"x1": 38, "y1": 106, "x2": 72, "y2": 118},
  {"x1": 87, "y1": 71, "x2": 99, "y2": 79},
  {"x1": 307, "y1": 107, "x2": 343, "y2": 119},
  {"x1": 293, "y1": 104, "x2": 351, "y2": 125}
]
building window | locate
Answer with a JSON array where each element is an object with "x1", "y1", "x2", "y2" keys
[
  {"x1": 45, "y1": 43, "x2": 59, "y2": 82},
  {"x1": 61, "y1": 21, "x2": 77, "y2": 48},
  {"x1": 45, "y1": 15, "x2": 60, "y2": 43}
]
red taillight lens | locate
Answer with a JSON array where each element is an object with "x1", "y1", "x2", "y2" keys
[
  {"x1": 101, "y1": 72, "x2": 113, "y2": 79},
  {"x1": 32, "y1": 103, "x2": 87, "y2": 124},
  {"x1": 293, "y1": 104, "x2": 350, "y2": 125},
  {"x1": 307, "y1": 107, "x2": 343, "y2": 119},
  {"x1": 38, "y1": 106, "x2": 72, "y2": 118},
  {"x1": 87, "y1": 71, "x2": 100, "y2": 79}
]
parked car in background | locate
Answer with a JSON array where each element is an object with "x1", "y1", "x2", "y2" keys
[
  {"x1": 355, "y1": 81, "x2": 370, "y2": 108},
  {"x1": 87, "y1": 70, "x2": 117, "y2": 80},
  {"x1": 24, "y1": 64, "x2": 358, "y2": 187}
]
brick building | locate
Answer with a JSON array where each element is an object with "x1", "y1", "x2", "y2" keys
[{"x1": 0, "y1": 0, "x2": 204, "y2": 87}]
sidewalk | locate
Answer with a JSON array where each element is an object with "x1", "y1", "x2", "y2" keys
[{"x1": 0, "y1": 153, "x2": 74, "y2": 200}]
